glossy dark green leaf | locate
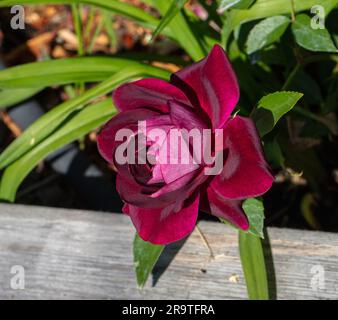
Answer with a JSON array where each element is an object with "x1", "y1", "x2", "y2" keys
[
  {"x1": 252, "y1": 91, "x2": 303, "y2": 137},
  {"x1": 232, "y1": 0, "x2": 337, "y2": 24},
  {"x1": 292, "y1": 14, "x2": 338, "y2": 53},
  {"x1": 222, "y1": 0, "x2": 338, "y2": 43},
  {"x1": 246, "y1": 16, "x2": 290, "y2": 54},
  {"x1": 133, "y1": 234, "x2": 164, "y2": 288}
]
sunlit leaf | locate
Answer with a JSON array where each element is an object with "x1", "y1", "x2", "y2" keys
[
  {"x1": 252, "y1": 91, "x2": 303, "y2": 137},
  {"x1": 222, "y1": 0, "x2": 338, "y2": 43},
  {"x1": 0, "y1": 57, "x2": 165, "y2": 89},
  {"x1": 239, "y1": 231, "x2": 269, "y2": 300},
  {"x1": 152, "y1": 0, "x2": 206, "y2": 60},
  {"x1": 292, "y1": 14, "x2": 338, "y2": 53},
  {"x1": 243, "y1": 198, "x2": 265, "y2": 238},
  {"x1": 133, "y1": 234, "x2": 164, "y2": 288},
  {"x1": 0, "y1": 98, "x2": 116, "y2": 201},
  {"x1": 0, "y1": 0, "x2": 212, "y2": 59},
  {"x1": 219, "y1": 0, "x2": 255, "y2": 12},
  {"x1": 151, "y1": 0, "x2": 189, "y2": 41},
  {"x1": 246, "y1": 16, "x2": 290, "y2": 54},
  {"x1": 0, "y1": 87, "x2": 42, "y2": 108},
  {"x1": 0, "y1": 66, "x2": 170, "y2": 169}
]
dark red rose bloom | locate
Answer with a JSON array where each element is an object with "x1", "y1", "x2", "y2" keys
[{"x1": 97, "y1": 45, "x2": 274, "y2": 245}]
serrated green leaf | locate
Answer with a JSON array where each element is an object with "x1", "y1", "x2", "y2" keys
[
  {"x1": 133, "y1": 234, "x2": 164, "y2": 288},
  {"x1": 151, "y1": 0, "x2": 188, "y2": 41},
  {"x1": 239, "y1": 231, "x2": 269, "y2": 300},
  {"x1": 246, "y1": 16, "x2": 290, "y2": 54},
  {"x1": 292, "y1": 14, "x2": 338, "y2": 53},
  {"x1": 0, "y1": 98, "x2": 116, "y2": 201},
  {"x1": 252, "y1": 91, "x2": 303, "y2": 137},
  {"x1": 222, "y1": 0, "x2": 338, "y2": 43},
  {"x1": 243, "y1": 198, "x2": 264, "y2": 238},
  {"x1": 233, "y1": 0, "x2": 337, "y2": 24}
]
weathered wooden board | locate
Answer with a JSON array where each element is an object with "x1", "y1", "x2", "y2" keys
[{"x1": 0, "y1": 203, "x2": 337, "y2": 300}]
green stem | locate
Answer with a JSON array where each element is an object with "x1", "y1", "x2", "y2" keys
[
  {"x1": 103, "y1": 10, "x2": 117, "y2": 52},
  {"x1": 88, "y1": 15, "x2": 105, "y2": 54},
  {"x1": 290, "y1": 0, "x2": 296, "y2": 22},
  {"x1": 239, "y1": 231, "x2": 269, "y2": 300},
  {"x1": 282, "y1": 54, "x2": 338, "y2": 91},
  {"x1": 71, "y1": 4, "x2": 85, "y2": 56},
  {"x1": 71, "y1": 4, "x2": 85, "y2": 93},
  {"x1": 84, "y1": 6, "x2": 96, "y2": 41},
  {"x1": 281, "y1": 63, "x2": 301, "y2": 90}
]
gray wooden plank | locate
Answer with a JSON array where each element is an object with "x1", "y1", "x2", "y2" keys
[{"x1": 0, "y1": 203, "x2": 337, "y2": 300}]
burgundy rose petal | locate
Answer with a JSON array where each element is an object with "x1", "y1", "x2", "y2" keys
[
  {"x1": 97, "y1": 108, "x2": 160, "y2": 163},
  {"x1": 113, "y1": 78, "x2": 191, "y2": 113},
  {"x1": 207, "y1": 186, "x2": 249, "y2": 230},
  {"x1": 171, "y1": 44, "x2": 239, "y2": 128},
  {"x1": 117, "y1": 173, "x2": 169, "y2": 208},
  {"x1": 117, "y1": 167, "x2": 199, "y2": 209},
  {"x1": 158, "y1": 130, "x2": 200, "y2": 185},
  {"x1": 147, "y1": 163, "x2": 164, "y2": 185},
  {"x1": 210, "y1": 116, "x2": 274, "y2": 200},
  {"x1": 151, "y1": 169, "x2": 208, "y2": 217},
  {"x1": 97, "y1": 45, "x2": 275, "y2": 246},
  {"x1": 151, "y1": 168, "x2": 199, "y2": 198},
  {"x1": 169, "y1": 100, "x2": 208, "y2": 131},
  {"x1": 123, "y1": 193, "x2": 200, "y2": 245}
]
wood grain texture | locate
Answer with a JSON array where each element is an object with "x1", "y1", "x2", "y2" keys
[{"x1": 0, "y1": 203, "x2": 337, "y2": 300}]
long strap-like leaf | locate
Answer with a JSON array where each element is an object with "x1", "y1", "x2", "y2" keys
[
  {"x1": 152, "y1": 0, "x2": 206, "y2": 61},
  {"x1": 239, "y1": 231, "x2": 269, "y2": 300},
  {"x1": 0, "y1": 0, "x2": 159, "y2": 24},
  {"x1": 0, "y1": 98, "x2": 115, "y2": 201},
  {"x1": 151, "y1": 0, "x2": 189, "y2": 41},
  {"x1": 0, "y1": 66, "x2": 170, "y2": 170}
]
